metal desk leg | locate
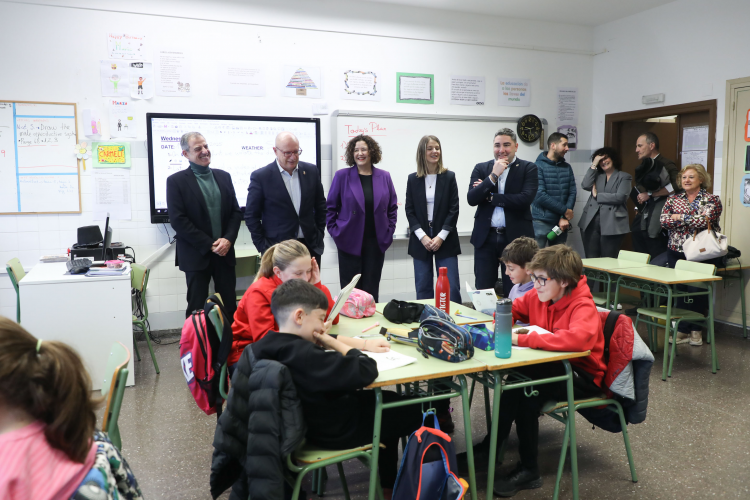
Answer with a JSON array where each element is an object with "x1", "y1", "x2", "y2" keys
[
  {"x1": 739, "y1": 272, "x2": 748, "y2": 339},
  {"x1": 564, "y1": 361, "x2": 579, "y2": 500},
  {"x1": 368, "y1": 388, "x2": 383, "y2": 500},
  {"x1": 485, "y1": 372, "x2": 503, "y2": 497},
  {"x1": 708, "y1": 283, "x2": 718, "y2": 373},
  {"x1": 662, "y1": 286, "x2": 673, "y2": 381},
  {"x1": 457, "y1": 375, "x2": 478, "y2": 500}
]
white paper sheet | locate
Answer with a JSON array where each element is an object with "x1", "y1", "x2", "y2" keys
[
  {"x1": 341, "y1": 69, "x2": 381, "y2": 101},
  {"x1": 398, "y1": 75, "x2": 432, "y2": 100},
  {"x1": 218, "y1": 63, "x2": 266, "y2": 97},
  {"x1": 364, "y1": 350, "x2": 417, "y2": 372},
  {"x1": 498, "y1": 78, "x2": 531, "y2": 107},
  {"x1": 82, "y1": 108, "x2": 102, "y2": 139},
  {"x1": 465, "y1": 281, "x2": 497, "y2": 315},
  {"x1": 682, "y1": 125, "x2": 709, "y2": 151},
  {"x1": 157, "y1": 49, "x2": 192, "y2": 96},
  {"x1": 282, "y1": 66, "x2": 322, "y2": 98},
  {"x1": 512, "y1": 324, "x2": 553, "y2": 350},
  {"x1": 93, "y1": 168, "x2": 131, "y2": 221},
  {"x1": 557, "y1": 87, "x2": 578, "y2": 124},
  {"x1": 107, "y1": 33, "x2": 149, "y2": 60},
  {"x1": 681, "y1": 150, "x2": 708, "y2": 167},
  {"x1": 100, "y1": 60, "x2": 130, "y2": 97},
  {"x1": 129, "y1": 62, "x2": 154, "y2": 100},
  {"x1": 108, "y1": 99, "x2": 137, "y2": 138},
  {"x1": 450, "y1": 75, "x2": 485, "y2": 106}
]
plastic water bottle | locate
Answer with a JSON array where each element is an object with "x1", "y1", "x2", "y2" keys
[
  {"x1": 435, "y1": 267, "x2": 450, "y2": 315},
  {"x1": 494, "y1": 298, "x2": 512, "y2": 359},
  {"x1": 547, "y1": 225, "x2": 564, "y2": 241}
]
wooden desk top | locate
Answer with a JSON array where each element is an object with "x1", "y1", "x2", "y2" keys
[
  {"x1": 473, "y1": 347, "x2": 590, "y2": 371},
  {"x1": 717, "y1": 265, "x2": 750, "y2": 272},
  {"x1": 582, "y1": 258, "x2": 651, "y2": 271},
  {"x1": 611, "y1": 265, "x2": 722, "y2": 284}
]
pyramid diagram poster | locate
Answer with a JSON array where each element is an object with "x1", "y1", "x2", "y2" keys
[{"x1": 282, "y1": 66, "x2": 322, "y2": 98}]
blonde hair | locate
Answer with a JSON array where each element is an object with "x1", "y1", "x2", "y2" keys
[
  {"x1": 0, "y1": 317, "x2": 101, "y2": 463},
  {"x1": 679, "y1": 164, "x2": 711, "y2": 191},
  {"x1": 255, "y1": 239, "x2": 311, "y2": 282},
  {"x1": 527, "y1": 245, "x2": 582, "y2": 296},
  {"x1": 416, "y1": 135, "x2": 447, "y2": 177}
]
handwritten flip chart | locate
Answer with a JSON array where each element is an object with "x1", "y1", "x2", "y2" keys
[{"x1": 0, "y1": 101, "x2": 81, "y2": 214}]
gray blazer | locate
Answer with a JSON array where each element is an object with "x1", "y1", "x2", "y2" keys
[{"x1": 578, "y1": 168, "x2": 632, "y2": 236}]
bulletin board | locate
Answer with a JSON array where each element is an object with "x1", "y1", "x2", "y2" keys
[{"x1": 0, "y1": 101, "x2": 82, "y2": 214}]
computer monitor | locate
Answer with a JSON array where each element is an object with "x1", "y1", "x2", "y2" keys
[{"x1": 102, "y1": 213, "x2": 112, "y2": 260}]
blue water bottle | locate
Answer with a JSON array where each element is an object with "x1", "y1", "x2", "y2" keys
[{"x1": 494, "y1": 298, "x2": 512, "y2": 359}]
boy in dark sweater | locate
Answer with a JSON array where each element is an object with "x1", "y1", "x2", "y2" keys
[{"x1": 252, "y1": 279, "x2": 422, "y2": 494}]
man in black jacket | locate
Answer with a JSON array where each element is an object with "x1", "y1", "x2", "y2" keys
[
  {"x1": 166, "y1": 132, "x2": 242, "y2": 320},
  {"x1": 468, "y1": 128, "x2": 538, "y2": 297},
  {"x1": 244, "y1": 131, "x2": 327, "y2": 265}
]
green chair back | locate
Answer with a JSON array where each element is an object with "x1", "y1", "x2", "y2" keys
[
  {"x1": 235, "y1": 255, "x2": 261, "y2": 301},
  {"x1": 207, "y1": 295, "x2": 230, "y2": 400},
  {"x1": 5, "y1": 258, "x2": 25, "y2": 323},
  {"x1": 130, "y1": 263, "x2": 150, "y2": 320},
  {"x1": 101, "y1": 341, "x2": 130, "y2": 450},
  {"x1": 618, "y1": 250, "x2": 650, "y2": 264},
  {"x1": 675, "y1": 259, "x2": 717, "y2": 290}
]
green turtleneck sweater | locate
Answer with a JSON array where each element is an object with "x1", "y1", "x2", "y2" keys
[{"x1": 189, "y1": 162, "x2": 222, "y2": 240}]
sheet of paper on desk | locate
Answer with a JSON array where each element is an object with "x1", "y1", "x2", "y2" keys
[
  {"x1": 364, "y1": 350, "x2": 417, "y2": 372},
  {"x1": 512, "y1": 324, "x2": 552, "y2": 349},
  {"x1": 465, "y1": 281, "x2": 497, "y2": 315}
]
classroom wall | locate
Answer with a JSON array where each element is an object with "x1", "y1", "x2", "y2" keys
[
  {"x1": 590, "y1": 0, "x2": 750, "y2": 326},
  {"x1": 0, "y1": 0, "x2": 595, "y2": 329}
]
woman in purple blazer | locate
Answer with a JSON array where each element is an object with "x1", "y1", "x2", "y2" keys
[{"x1": 327, "y1": 135, "x2": 398, "y2": 301}]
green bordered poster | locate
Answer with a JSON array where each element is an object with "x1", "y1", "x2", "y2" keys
[
  {"x1": 92, "y1": 141, "x2": 131, "y2": 168},
  {"x1": 396, "y1": 72, "x2": 434, "y2": 104}
]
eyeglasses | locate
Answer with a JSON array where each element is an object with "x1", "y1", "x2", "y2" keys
[
  {"x1": 530, "y1": 273, "x2": 549, "y2": 286},
  {"x1": 275, "y1": 147, "x2": 302, "y2": 158}
]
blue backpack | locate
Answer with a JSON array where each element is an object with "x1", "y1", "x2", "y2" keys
[{"x1": 393, "y1": 411, "x2": 469, "y2": 500}]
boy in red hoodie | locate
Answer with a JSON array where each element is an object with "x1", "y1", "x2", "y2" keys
[{"x1": 492, "y1": 245, "x2": 606, "y2": 497}]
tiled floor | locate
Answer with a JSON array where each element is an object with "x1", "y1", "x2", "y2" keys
[{"x1": 110, "y1": 321, "x2": 750, "y2": 499}]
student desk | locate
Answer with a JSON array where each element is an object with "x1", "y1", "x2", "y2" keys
[
  {"x1": 18, "y1": 261, "x2": 134, "y2": 390},
  {"x1": 581, "y1": 258, "x2": 656, "y2": 309},
  {"x1": 373, "y1": 299, "x2": 494, "y2": 328},
  {"x1": 716, "y1": 264, "x2": 749, "y2": 338}
]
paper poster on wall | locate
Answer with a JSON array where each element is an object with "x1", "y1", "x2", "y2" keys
[
  {"x1": 282, "y1": 66, "x2": 322, "y2": 98},
  {"x1": 107, "y1": 33, "x2": 149, "y2": 60},
  {"x1": 746, "y1": 145, "x2": 750, "y2": 172},
  {"x1": 450, "y1": 75, "x2": 485, "y2": 106},
  {"x1": 92, "y1": 142, "x2": 131, "y2": 169},
  {"x1": 682, "y1": 125, "x2": 709, "y2": 151},
  {"x1": 108, "y1": 100, "x2": 136, "y2": 138},
  {"x1": 742, "y1": 174, "x2": 750, "y2": 207},
  {"x1": 556, "y1": 87, "x2": 578, "y2": 124},
  {"x1": 341, "y1": 70, "x2": 380, "y2": 101},
  {"x1": 397, "y1": 73, "x2": 434, "y2": 104},
  {"x1": 157, "y1": 49, "x2": 192, "y2": 96},
  {"x1": 745, "y1": 110, "x2": 750, "y2": 142},
  {"x1": 498, "y1": 78, "x2": 531, "y2": 107},
  {"x1": 82, "y1": 109, "x2": 102, "y2": 139},
  {"x1": 129, "y1": 62, "x2": 154, "y2": 99},
  {"x1": 93, "y1": 168, "x2": 131, "y2": 220},
  {"x1": 557, "y1": 125, "x2": 578, "y2": 151},
  {"x1": 100, "y1": 60, "x2": 130, "y2": 97},
  {"x1": 218, "y1": 63, "x2": 266, "y2": 97},
  {"x1": 681, "y1": 150, "x2": 708, "y2": 167}
]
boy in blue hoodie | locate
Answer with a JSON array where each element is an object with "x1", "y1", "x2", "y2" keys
[{"x1": 531, "y1": 132, "x2": 576, "y2": 248}]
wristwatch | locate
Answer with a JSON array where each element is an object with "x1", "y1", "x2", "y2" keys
[{"x1": 490, "y1": 173, "x2": 498, "y2": 183}]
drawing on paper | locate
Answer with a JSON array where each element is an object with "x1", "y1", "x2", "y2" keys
[
  {"x1": 343, "y1": 70, "x2": 377, "y2": 96},
  {"x1": 286, "y1": 68, "x2": 318, "y2": 96}
]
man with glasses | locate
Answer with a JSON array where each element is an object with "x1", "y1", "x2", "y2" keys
[{"x1": 244, "y1": 131, "x2": 327, "y2": 264}]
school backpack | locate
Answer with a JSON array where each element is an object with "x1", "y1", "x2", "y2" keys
[
  {"x1": 339, "y1": 288, "x2": 376, "y2": 319},
  {"x1": 393, "y1": 411, "x2": 469, "y2": 500},
  {"x1": 179, "y1": 294, "x2": 233, "y2": 416}
]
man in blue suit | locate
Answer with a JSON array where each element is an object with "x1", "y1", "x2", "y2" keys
[
  {"x1": 468, "y1": 128, "x2": 538, "y2": 297},
  {"x1": 244, "y1": 132, "x2": 327, "y2": 264}
]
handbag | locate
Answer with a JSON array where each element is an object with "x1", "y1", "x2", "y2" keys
[{"x1": 682, "y1": 221, "x2": 728, "y2": 262}]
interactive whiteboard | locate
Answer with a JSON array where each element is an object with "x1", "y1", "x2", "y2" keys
[
  {"x1": 0, "y1": 101, "x2": 81, "y2": 214},
  {"x1": 332, "y1": 110, "x2": 546, "y2": 236}
]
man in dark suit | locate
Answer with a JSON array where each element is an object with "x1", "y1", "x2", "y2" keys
[
  {"x1": 167, "y1": 132, "x2": 242, "y2": 320},
  {"x1": 244, "y1": 131, "x2": 326, "y2": 264},
  {"x1": 468, "y1": 128, "x2": 538, "y2": 296}
]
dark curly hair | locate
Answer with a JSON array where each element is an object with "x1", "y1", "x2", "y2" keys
[
  {"x1": 590, "y1": 147, "x2": 622, "y2": 171},
  {"x1": 344, "y1": 135, "x2": 382, "y2": 166}
]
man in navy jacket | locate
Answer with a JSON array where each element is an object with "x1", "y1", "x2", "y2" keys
[
  {"x1": 244, "y1": 132, "x2": 327, "y2": 264},
  {"x1": 468, "y1": 128, "x2": 538, "y2": 296}
]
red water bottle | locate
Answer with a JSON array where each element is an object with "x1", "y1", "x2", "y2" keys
[{"x1": 435, "y1": 267, "x2": 450, "y2": 315}]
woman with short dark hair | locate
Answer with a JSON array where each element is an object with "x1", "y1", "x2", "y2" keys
[{"x1": 578, "y1": 147, "x2": 632, "y2": 258}]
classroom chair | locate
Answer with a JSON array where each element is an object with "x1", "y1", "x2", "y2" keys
[
  {"x1": 101, "y1": 341, "x2": 130, "y2": 450},
  {"x1": 590, "y1": 250, "x2": 651, "y2": 310},
  {"x1": 5, "y1": 257, "x2": 25, "y2": 323},
  {"x1": 206, "y1": 294, "x2": 230, "y2": 401},
  {"x1": 235, "y1": 254, "x2": 261, "y2": 302},
  {"x1": 634, "y1": 259, "x2": 718, "y2": 379},
  {"x1": 131, "y1": 263, "x2": 159, "y2": 374}
]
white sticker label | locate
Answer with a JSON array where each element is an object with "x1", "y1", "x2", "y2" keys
[{"x1": 181, "y1": 353, "x2": 194, "y2": 383}]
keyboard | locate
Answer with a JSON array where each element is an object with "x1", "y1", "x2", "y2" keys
[{"x1": 66, "y1": 259, "x2": 92, "y2": 275}]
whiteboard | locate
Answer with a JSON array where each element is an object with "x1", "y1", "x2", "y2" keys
[
  {"x1": 0, "y1": 101, "x2": 81, "y2": 214},
  {"x1": 332, "y1": 110, "x2": 546, "y2": 237}
]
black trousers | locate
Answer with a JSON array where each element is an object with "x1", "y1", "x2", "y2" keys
[
  {"x1": 666, "y1": 249, "x2": 723, "y2": 333},
  {"x1": 581, "y1": 213, "x2": 626, "y2": 259},
  {"x1": 631, "y1": 215, "x2": 668, "y2": 260},
  {"x1": 338, "y1": 235, "x2": 385, "y2": 302},
  {"x1": 473, "y1": 230, "x2": 512, "y2": 298},
  {"x1": 184, "y1": 253, "x2": 237, "y2": 324},
  {"x1": 297, "y1": 237, "x2": 321, "y2": 268},
  {"x1": 490, "y1": 362, "x2": 601, "y2": 473}
]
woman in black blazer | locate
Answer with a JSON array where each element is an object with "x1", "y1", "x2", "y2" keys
[{"x1": 405, "y1": 135, "x2": 462, "y2": 303}]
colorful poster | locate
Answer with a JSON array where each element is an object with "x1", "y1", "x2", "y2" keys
[
  {"x1": 92, "y1": 142, "x2": 131, "y2": 168},
  {"x1": 397, "y1": 73, "x2": 434, "y2": 104},
  {"x1": 107, "y1": 33, "x2": 149, "y2": 60},
  {"x1": 745, "y1": 109, "x2": 750, "y2": 142},
  {"x1": 341, "y1": 69, "x2": 380, "y2": 101},
  {"x1": 100, "y1": 60, "x2": 130, "y2": 97},
  {"x1": 498, "y1": 78, "x2": 531, "y2": 107},
  {"x1": 218, "y1": 63, "x2": 266, "y2": 97},
  {"x1": 745, "y1": 145, "x2": 750, "y2": 172},
  {"x1": 129, "y1": 62, "x2": 154, "y2": 100},
  {"x1": 557, "y1": 125, "x2": 578, "y2": 151},
  {"x1": 742, "y1": 174, "x2": 750, "y2": 207},
  {"x1": 157, "y1": 49, "x2": 192, "y2": 97},
  {"x1": 108, "y1": 100, "x2": 137, "y2": 138},
  {"x1": 282, "y1": 66, "x2": 322, "y2": 98},
  {"x1": 82, "y1": 109, "x2": 103, "y2": 139},
  {"x1": 450, "y1": 75, "x2": 485, "y2": 106}
]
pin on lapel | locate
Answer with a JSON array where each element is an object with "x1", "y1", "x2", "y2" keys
[{"x1": 303, "y1": 171, "x2": 306, "y2": 175}]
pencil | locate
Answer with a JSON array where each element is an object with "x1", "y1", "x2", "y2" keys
[{"x1": 361, "y1": 322, "x2": 380, "y2": 333}]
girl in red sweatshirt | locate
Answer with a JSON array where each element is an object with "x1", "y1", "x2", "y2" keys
[
  {"x1": 490, "y1": 245, "x2": 606, "y2": 498},
  {"x1": 230, "y1": 239, "x2": 341, "y2": 367}
]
